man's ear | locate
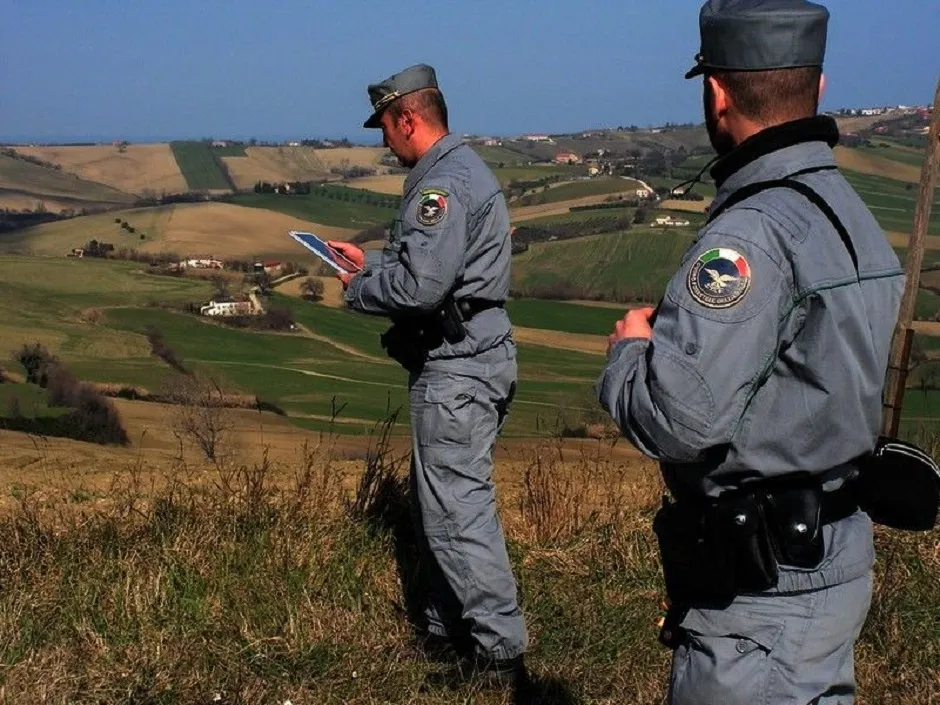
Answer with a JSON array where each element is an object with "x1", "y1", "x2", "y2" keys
[
  {"x1": 397, "y1": 109, "x2": 417, "y2": 138},
  {"x1": 818, "y1": 73, "x2": 827, "y2": 103},
  {"x1": 706, "y1": 74, "x2": 730, "y2": 118}
]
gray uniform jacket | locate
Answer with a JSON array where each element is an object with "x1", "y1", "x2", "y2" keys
[
  {"x1": 344, "y1": 133, "x2": 514, "y2": 359},
  {"x1": 597, "y1": 119, "x2": 904, "y2": 588}
]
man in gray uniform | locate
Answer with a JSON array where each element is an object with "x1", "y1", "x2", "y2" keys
[
  {"x1": 597, "y1": 2, "x2": 904, "y2": 703},
  {"x1": 328, "y1": 64, "x2": 528, "y2": 689}
]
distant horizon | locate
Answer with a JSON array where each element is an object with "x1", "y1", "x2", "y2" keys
[{"x1": 1, "y1": 99, "x2": 931, "y2": 148}]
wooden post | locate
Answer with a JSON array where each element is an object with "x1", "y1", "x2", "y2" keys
[{"x1": 882, "y1": 77, "x2": 940, "y2": 437}]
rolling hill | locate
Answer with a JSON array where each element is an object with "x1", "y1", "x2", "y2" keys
[
  {"x1": 2, "y1": 202, "x2": 357, "y2": 259},
  {"x1": 12, "y1": 144, "x2": 188, "y2": 196},
  {"x1": 0, "y1": 151, "x2": 136, "y2": 212}
]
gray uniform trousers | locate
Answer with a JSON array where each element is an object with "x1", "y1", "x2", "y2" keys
[
  {"x1": 668, "y1": 516, "x2": 874, "y2": 705},
  {"x1": 407, "y1": 340, "x2": 528, "y2": 661}
]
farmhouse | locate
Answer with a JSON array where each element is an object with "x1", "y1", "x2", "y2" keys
[
  {"x1": 199, "y1": 299, "x2": 254, "y2": 317},
  {"x1": 636, "y1": 188, "x2": 653, "y2": 199},
  {"x1": 522, "y1": 134, "x2": 554, "y2": 143},
  {"x1": 653, "y1": 215, "x2": 691, "y2": 227},
  {"x1": 554, "y1": 152, "x2": 582, "y2": 165},
  {"x1": 255, "y1": 260, "x2": 284, "y2": 276},
  {"x1": 181, "y1": 257, "x2": 224, "y2": 270}
]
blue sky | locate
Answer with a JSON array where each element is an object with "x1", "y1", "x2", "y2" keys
[{"x1": 1, "y1": 0, "x2": 937, "y2": 144}]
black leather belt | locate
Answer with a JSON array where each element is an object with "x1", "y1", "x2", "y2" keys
[{"x1": 457, "y1": 299, "x2": 504, "y2": 321}]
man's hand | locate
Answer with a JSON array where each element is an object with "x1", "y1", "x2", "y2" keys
[
  {"x1": 326, "y1": 241, "x2": 364, "y2": 270},
  {"x1": 326, "y1": 241, "x2": 364, "y2": 291},
  {"x1": 608, "y1": 306, "x2": 656, "y2": 354}
]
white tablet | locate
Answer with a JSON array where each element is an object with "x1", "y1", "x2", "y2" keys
[{"x1": 288, "y1": 230, "x2": 361, "y2": 275}]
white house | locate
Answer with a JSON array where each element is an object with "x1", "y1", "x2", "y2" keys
[
  {"x1": 636, "y1": 188, "x2": 653, "y2": 198},
  {"x1": 200, "y1": 300, "x2": 254, "y2": 317},
  {"x1": 653, "y1": 215, "x2": 691, "y2": 228}
]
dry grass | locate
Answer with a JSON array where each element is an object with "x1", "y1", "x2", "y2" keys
[
  {"x1": 0, "y1": 192, "x2": 88, "y2": 213},
  {"x1": 834, "y1": 146, "x2": 923, "y2": 184},
  {"x1": 15, "y1": 145, "x2": 188, "y2": 195},
  {"x1": 9, "y1": 202, "x2": 357, "y2": 259},
  {"x1": 347, "y1": 174, "x2": 406, "y2": 195},
  {"x1": 135, "y1": 202, "x2": 357, "y2": 258},
  {"x1": 312, "y1": 147, "x2": 388, "y2": 171},
  {"x1": 0, "y1": 417, "x2": 933, "y2": 704},
  {"x1": 221, "y1": 147, "x2": 390, "y2": 191},
  {"x1": 0, "y1": 374, "x2": 935, "y2": 704},
  {"x1": 659, "y1": 198, "x2": 711, "y2": 213},
  {"x1": 276, "y1": 274, "x2": 346, "y2": 307}
]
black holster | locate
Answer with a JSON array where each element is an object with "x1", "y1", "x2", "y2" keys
[
  {"x1": 380, "y1": 295, "x2": 468, "y2": 371},
  {"x1": 653, "y1": 478, "x2": 829, "y2": 609}
]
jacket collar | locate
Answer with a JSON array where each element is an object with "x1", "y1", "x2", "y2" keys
[
  {"x1": 708, "y1": 116, "x2": 840, "y2": 213},
  {"x1": 403, "y1": 133, "x2": 465, "y2": 198}
]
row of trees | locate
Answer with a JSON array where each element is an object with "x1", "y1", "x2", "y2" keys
[
  {"x1": 511, "y1": 214, "x2": 635, "y2": 254},
  {"x1": 7, "y1": 343, "x2": 128, "y2": 445}
]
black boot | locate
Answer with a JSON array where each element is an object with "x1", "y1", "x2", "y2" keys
[
  {"x1": 422, "y1": 653, "x2": 531, "y2": 694},
  {"x1": 415, "y1": 630, "x2": 474, "y2": 664},
  {"x1": 469, "y1": 653, "x2": 530, "y2": 691}
]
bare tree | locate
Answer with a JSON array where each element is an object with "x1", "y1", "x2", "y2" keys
[
  {"x1": 165, "y1": 373, "x2": 235, "y2": 463},
  {"x1": 300, "y1": 277, "x2": 324, "y2": 301}
]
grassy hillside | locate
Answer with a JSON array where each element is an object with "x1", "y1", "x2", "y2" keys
[
  {"x1": 843, "y1": 170, "x2": 940, "y2": 235},
  {"x1": 506, "y1": 300, "x2": 622, "y2": 336},
  {"x1": 227, "y1": 185, "x2": 399, "y2": 230},
  {"x1": 492, "y1": 165, "x2": 585, "y2": 187},
  {"x1": 472, "y1": 144, "x2": 535, "y2": 166},
  {"x1": 0, "y1": 152, "x2": 135, "y2": 211},
  {"x1": 0, "y1": 256, "x2": 606, "y2": 437},
  {"x1": 512, "y1": 229, "x2": 693, "y2": 302},
  {"x1": 170, "y1": 142, "x2": 233, "y2": 191},
  {"x1": 521, "y1": 206, "x2": 635, "y2": 227},
  {"x1": 849, "y1": 139, "x2": 926, "y2": 168},
  {"x1": 519, "y1": 178, "x2": 643, "y2": 206}
]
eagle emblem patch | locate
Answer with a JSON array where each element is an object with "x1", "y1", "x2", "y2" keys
[
  {"x1": 416, "y1": 189, "x2": 448, "y2": 226},
  {"x1": 687, "y1": 247, "x2": 752, "y2": 308}
]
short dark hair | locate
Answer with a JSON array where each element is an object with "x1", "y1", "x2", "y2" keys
[
  {"x1": 387, "y1": 88, "x2": 449, "y2": 129},
  {"x1": 713, "y1": 67, "x2": 822, "y2": 124}
]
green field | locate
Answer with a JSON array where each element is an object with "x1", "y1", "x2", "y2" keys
[
  {"x1": 854, "y1": 140, "x2": 926, "y2": 168},
  {"x1": 506, "y1": 300, "x2": 622, "y2": 336},
  {"x1": 519, "y1": 206, "x2": 635, "y2": 227},
  {"x1": 0, "y1": 255, "x2": 607, "y2": 436},
  {"x1": 512, "y1": 229, "x2": 693, "y2": 302},
  {"x1": 645, "y1": 175, "x2": 718, "y2": 199},
  {"x1": 170, "y1": 141, "x2": 233, "y2": 191},
  {"x1": 492, "y1": 165, "x2": 585, "y2": 186},
  {"x1": 210, "y1": 143, "x2": 248, "y2": 157},
  {"x1": 472, "y1": 145, "x2": 534, "y2": 166},
  {"x1": 227, "y1": 185, "x2": 398, "y2": 230},
  {"x1": 519, "y1": 178, "x2": 641, "y2": 205},
  {"x1": 843, "y1": 170, "x2": 940, "y2": 235}
]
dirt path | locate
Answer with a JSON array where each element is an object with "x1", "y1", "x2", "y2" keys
[{"x1": 293, "y1": 323, "x2": 390, "y2": 363}]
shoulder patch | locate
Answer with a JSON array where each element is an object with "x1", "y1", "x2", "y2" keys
[
  {"x1": 416, "y1": 188, "x2": 448, "y2": 226},
  {"x1": 687, "y1": 247, "x2": 752, "y2": 308}
]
